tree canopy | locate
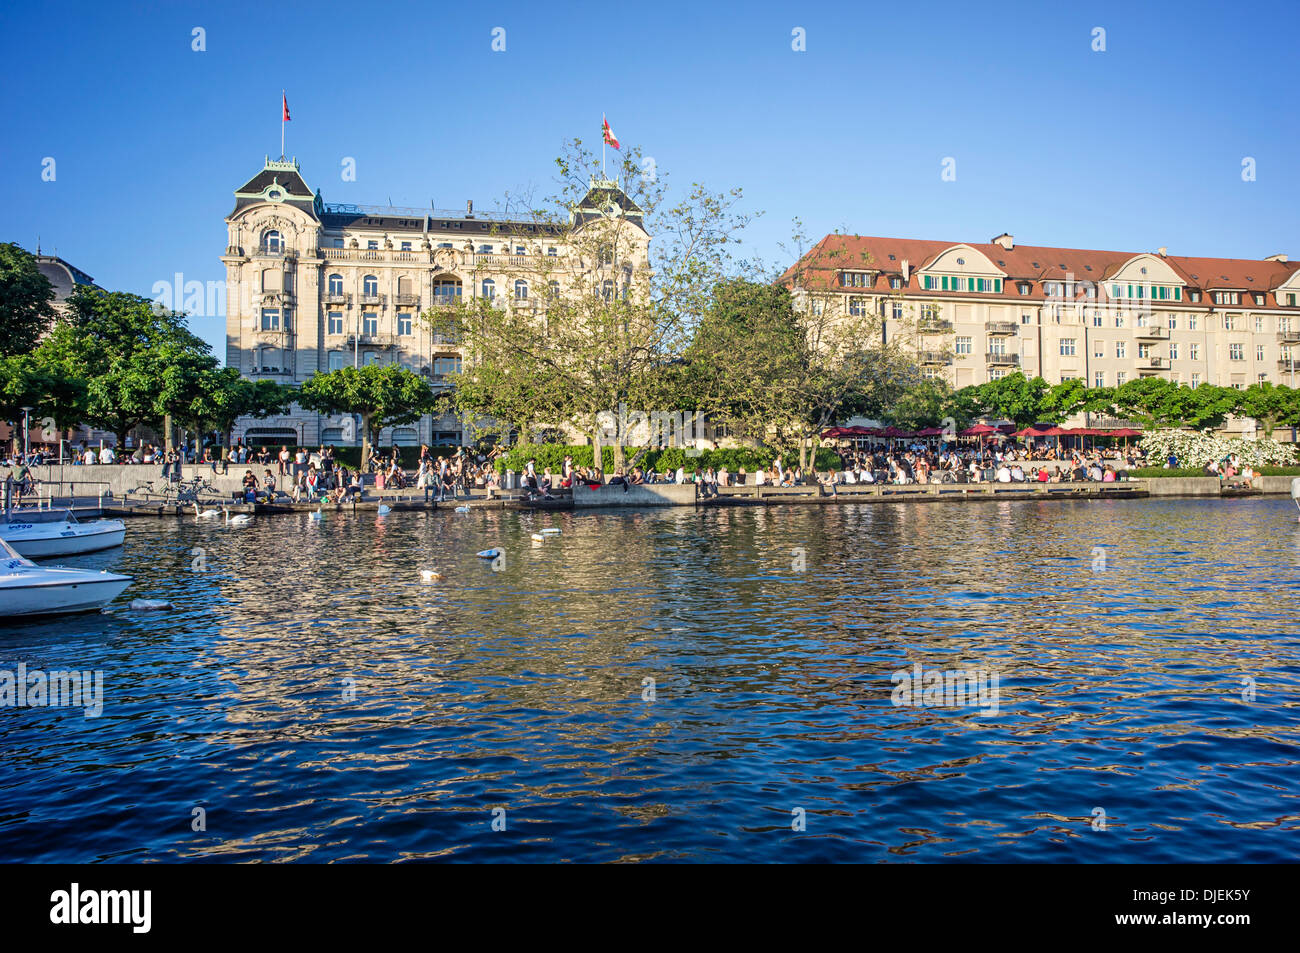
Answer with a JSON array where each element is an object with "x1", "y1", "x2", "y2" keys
[{"x1": 0, "y1": 243, "x2": 57, "y2": 357}]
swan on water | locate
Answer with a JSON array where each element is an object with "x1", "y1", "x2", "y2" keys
[
  {"x1": 223, "y1": 506, "x2": 253, "y2": 526},
  {"x1": 193, "y1": 501, "x2": 220, "y2": 520}
]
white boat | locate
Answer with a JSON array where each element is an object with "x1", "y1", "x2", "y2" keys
[
  {"x1": 0, "y1": 509, "x2": 126, "y2": 559},
  {"x1": 0, "y1": 537, "x2": 132, "y2": 617}
]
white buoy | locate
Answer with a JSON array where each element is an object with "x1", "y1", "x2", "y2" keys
[
  {"x1": 420, "y1": 569, "x2": 443, "y2": 582},
  {"x1": 130, "y1": 599, "x2": 172, "y2": 611},
  {"x1": 540, "y1": 528, "x2": 561, "y2": 536},
  {"x1": 454, "y1": 505, "x2": 471, "y2": 513},
  {"x1": 530, "y1": 533, "x2": 545, "y2": 542}
]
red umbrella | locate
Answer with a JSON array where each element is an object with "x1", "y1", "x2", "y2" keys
[
  {"x1": 1111, "y1": 428, "x2": 1143, "y2": 437},
  {"x1": 915, "y1": 426, "x2": 945, "y2": 437},
  {"x1": 1011, "y1": 425, "x2": 1050, "y2": 437},
  {"x1": 960, "y1": 424, "x2": 996, "y2": 436}
]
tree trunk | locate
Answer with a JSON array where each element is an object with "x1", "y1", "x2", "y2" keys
[
  {"x1": 361, "y1": 413, "x2": 374, "y2": 472},
  {"x1": 591, "y1": 428, "x2": 603, "y2": 480},
  {"x1": 163, "y1": 413, "x2": 174, "y2": 453},
  {"x1": 799, "y1": 435, "x2": 809, "y2": 471}
]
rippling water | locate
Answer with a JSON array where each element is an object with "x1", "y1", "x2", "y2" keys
[{"x1": 0, "y1": 497, "x2": 1297, "y2": 862}]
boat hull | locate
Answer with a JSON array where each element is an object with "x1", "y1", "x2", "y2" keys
[
  {"x1": 0, "y1": 521, "x2": 126, "y2": 559},
  {"x1": 0, "y1": 574, "x2": 133, "y2": 617}
]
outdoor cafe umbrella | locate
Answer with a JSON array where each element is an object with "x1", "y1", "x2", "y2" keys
[{"x1": 960, "y1": 424, "x2": 997, "y2": 436}]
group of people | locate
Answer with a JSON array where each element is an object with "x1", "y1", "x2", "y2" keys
[{"x1": 822, "y1": 444, "x2": 1147, "y2": 487}]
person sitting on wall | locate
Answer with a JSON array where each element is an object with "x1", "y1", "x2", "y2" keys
[{"x1": 242, "y1": 469, "x2": 259, "y2": 502}]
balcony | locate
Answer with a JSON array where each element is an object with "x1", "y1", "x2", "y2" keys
[
  {"x1": 1276, "y1": 330, "x2": 1300, "y2": 345},
  {"x1": 985, "y1": 352, "x2": 1019, "y2": 366},
  {"x1": 345, "y1": 332, "x2": 398, "y2": 348},
  {"x1": 918, "y1": 319, "x2": 953, "y2": 333},
  {"x1": 1135, "y1": 325, "x2": 1170, "y2": 341},
  {"x1": 1138, "y1": 355, "x2": 1167, "y2": 370},
  {"x1": 919, "y1": 351, "x2": 952, "y2": 365},
  {"x1": 986, "y1": 321, "x2": 1018, "y2": 335},
  {"x1": 254, "y1": 244, "x2": 295, "y2": 259},
  {"x1": 321, "y1": 247, "x2": 431, "y2": 263},
  {"x1": 358, "y1": 293, "x2": 386, "y2": 307},
  {"x1": 1279, "y1": 359, "x2": 1299, "y2": 372},
  {"x1": 394, "y1": 293, "x2": 420, "y2": 307},
  {"x1": 324, "y1": 292, "x2": 351, "y2": 306},
  {"x1": 472, "y1": 253, "x2": 539, "y2": 269}
]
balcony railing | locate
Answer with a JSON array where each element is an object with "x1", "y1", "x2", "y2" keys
[
  {"x1": 985, "y1": 352, "x2": 1020, "y2": 366},
  {"x1": 345, "y1": 332, "x2": 398, "y2": 348},
  {"x1": 1135, "y1": 325, "x2": 1170, "y2": 340},
  {"x1": 1276, "y1": 331, "x2": 1300, "y2": 344},
  {"x1": 986, "y1": 321, "x2": 1018, "y2": 335},
  {"x1": 358, "y1": 293, "x2": 386, "y2": 307},
  {"x1": 320, "y1": 247, "x2": 430, "y2": 263},
  {"x1": 255, "y1": 244, "x2": 294, "y2": 258},
  {"x1": 1139, "y1": 355, "x2": 1166, "y2": 368},
  {"x1": 918, "y1": 319, "x2": 953, "y2": 333},
  {"x1": 919, "y1": 351, "x2": 952, "y2": 365},
  {"x1": 394, "y1": 293, "x2": 420, "y2": 307},
  {"x1": 1278, "y1": 359, "x2": 1299, "y2": 371}
]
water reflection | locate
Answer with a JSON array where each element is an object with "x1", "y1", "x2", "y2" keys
[{"x1": 0, "y1": 497, "x2": 1296, "y2": 862}]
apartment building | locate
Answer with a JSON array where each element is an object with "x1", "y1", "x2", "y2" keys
[
  {"x1": 785, "y1": 233, "x2": 1300, "y2": 392},
  {"x1": 221, "y1": 156, "x2": 648, "y2": 447}
]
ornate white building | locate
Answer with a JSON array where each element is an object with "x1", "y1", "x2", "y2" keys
[{"x1": 221, "y1": 156, "x2": 648, "y2": 448}]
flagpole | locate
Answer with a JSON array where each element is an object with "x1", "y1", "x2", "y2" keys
[{"x1": 281, "y1": 89, "x2": 285, "y2": 159}]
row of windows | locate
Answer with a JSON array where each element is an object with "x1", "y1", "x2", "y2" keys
[
  {"x1": 922, "y1": 275, "x2": 1004, "y2": 293},
  {"x1": 952, "y1": 336, "x2": 1287, "y2": 363},
  {"x1": 838, "y1": 268, "x2": 1300, "y2": 309},
  {"x1": 323, "y1": 351, "x2": 462, "y2": 374},
  {"x1": 322, "y1": 234, "x2": 562, "y2": 256}
]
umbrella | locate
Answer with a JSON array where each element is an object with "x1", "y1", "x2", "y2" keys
[
  {"x1": 1111, "y1": 428, "x2": 1143, "y2": 437},
  {"x1": 915, "y1": 426, "x2": 946, "y2": 437},
  {"x1": 960, "y1": 424, "x2": 996, "y2": 436}
]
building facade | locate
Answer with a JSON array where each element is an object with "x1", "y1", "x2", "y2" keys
[
  {"x1": 786, "y1": 233, "x2": 1300, "y2": 394},
  {"x1": 221, "y1": 156, "x2": 648, "y2": 448}
]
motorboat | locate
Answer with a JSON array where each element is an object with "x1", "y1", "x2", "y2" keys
[
  {"x1": 0, "y1": 536, "x2": 132, "y2": 617},
  {"x1": 0, "y1": 508, "x2": 126, "y2": 559}
]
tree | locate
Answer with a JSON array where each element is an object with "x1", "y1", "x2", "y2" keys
[
  {"x1": 0, "y1": 354, "x2": 85, "y2": 452},
  {"x1": 34, "y1": 289, "x2": 212, "y2": 447},
  {"x1": 885, "y1": 378, "x2": 953, "y2": 431},
  {"x1": 298, "y1": 364, "x2": 439, "y2": 465},
  {"x1": 1237, "y1": 382, "x2": 1300, "y2": 437},
  {"x1": 775, "y1": 228, "x2": 924, "y2": 467},
  {"x1": 0, "y1": 243, "x2": 57, "y2": 356},
  {"x1": 962, "y1": 373, "x2": 1056, "y2": 428},
  {"x1": 164, "y1": 366, "x2": 292, "y2": 447},
  {"x1": 429, "y1": 138, "x2": 752, "y2": 474}
]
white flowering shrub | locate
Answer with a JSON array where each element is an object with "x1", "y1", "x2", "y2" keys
[{"x1": 1139, "y1": 430, "x2": 1299, "y2": 468}]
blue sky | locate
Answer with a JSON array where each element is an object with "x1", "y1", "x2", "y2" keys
[{"x1": 1, "y1": 0, "x2": 1294, "y2": 358}]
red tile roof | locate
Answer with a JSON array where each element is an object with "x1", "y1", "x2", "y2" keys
[{"x1": 781, "y1": 234, "x2": 1300, "y2": 306}]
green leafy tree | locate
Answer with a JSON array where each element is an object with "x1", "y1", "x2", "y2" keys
[
  {"x1": 1237, "y1": 382, "x2": 1300, "y2": 437},
  {"x1": 34, "y1": 289, "x2": 212, "y2": 447},
  {"x1": 298, "y1": 364, "x2": 439, "y2": 465},
  {"x1": 883, "y1": 378, "x2": 953, "y2": 431},
  {"x1": 0, "y1": 243, "x2": 57, "y2": 356},
  {"x1": 963, "y1": 373, "x2": 1056, "y2": 427}
]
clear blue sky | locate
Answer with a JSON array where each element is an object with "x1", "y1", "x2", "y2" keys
[{"x1": 1, "y1": 0, "x2": 1294, "y2": 359}]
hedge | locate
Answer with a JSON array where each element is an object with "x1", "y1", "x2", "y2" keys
[
  {"x1": 1129, "y1": 466, "x2": 1300, "y2": 478},
  {"x1": 493, "y1": 444, "x2": 841, "y2": 474}
]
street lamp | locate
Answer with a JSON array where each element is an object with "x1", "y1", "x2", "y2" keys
[{"x1": 20, "y1": 406, "x2": 32, "y2": 458}]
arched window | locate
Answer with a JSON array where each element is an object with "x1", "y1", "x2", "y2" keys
[
  {"x1": 548, "y1": 281, "x2": 560, "y2": 300},
  {"x1": 481, "y1": 278, "x2": 495, "y2": 299},
  {"x1": 514, "y1": 280, "x2": 528, "y2": 300},
  {"x1": 262, "y1": 230, "x2": 282, "y2": 253},
  {"x1": 328, "y1": 274, "x2": 343, "y2": 296},
  {"x1": 327, "y1": 350, "x2": 345, "y2": 371},
  {"x1": 601, "y1": 279, "x2": 614, "y2": 301},
  {"x1": 363, "y1": 275, "x2": 378, "y2": 297}
]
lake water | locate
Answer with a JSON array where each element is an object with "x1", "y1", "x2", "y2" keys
[{"x1": 0, "y1": 497, "x2": 1297, "y2": 863}]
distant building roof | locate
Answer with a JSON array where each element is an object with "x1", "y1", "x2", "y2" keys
[{"x1": 34, "y1": 254, "x2": 98, "y2": 302}]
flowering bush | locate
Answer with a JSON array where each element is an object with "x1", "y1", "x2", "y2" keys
[{"x1": 1139, "y1": 430, "x2": 1299, "y2": 468}]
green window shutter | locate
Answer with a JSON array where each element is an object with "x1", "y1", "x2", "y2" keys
[{"x1": 1175, "y1": 287, "x2": 1181, "y2": 300}]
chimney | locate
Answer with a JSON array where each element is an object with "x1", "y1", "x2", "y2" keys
[
  {"x1": 1157, "y1": 247, "x2": 1167, "y2": 257},
  {"x1": 466, "y1": 199, "x2": 474, "y2": 218},
  {"x1": 901, "y1": 259, "x2": 910, "y2": 283},
  {"x1": 992, "y1": 233, "x2": 1014, "y2": 250},
  {"x1": 1265, "y1": 253, "x2": 1289, "y2": 263}
]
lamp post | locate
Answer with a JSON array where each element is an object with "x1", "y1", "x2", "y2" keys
[{"x1": 20, "y1": 406, "x2": 32, "y2": 458}]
